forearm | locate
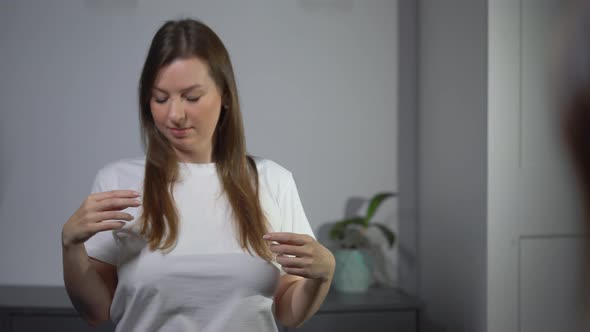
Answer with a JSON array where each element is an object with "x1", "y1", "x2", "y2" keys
[
  {"x1": 62, "y1": 243, "x2": 112, "y2": 326},
  {"x1": 278, "y1": 276, "x2": 332, "y2": 328}
]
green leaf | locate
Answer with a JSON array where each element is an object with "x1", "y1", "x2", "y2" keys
[
  {"x1": 371, "y1": 223, "x2": 396, "y2": 248},
  {"x1": 329, "y1": 224, "x2": 347, "y2": 240},
  {"x1": 329, "y1": 226, "x2": 344, "y2": 240},
  {"x1": 365, "y1": 192, "x2": 396, "y2": 224},
  {"x1": 329, "y1": 217, "x2": 365, "y2": 241},
  {"x1": 336, "y1": 216, "x2": 366, "y2": 227}
]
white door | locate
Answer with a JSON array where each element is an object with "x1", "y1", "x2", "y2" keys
[{"x1": 488, "y1": 1, "x2": 586, "y2": 331}]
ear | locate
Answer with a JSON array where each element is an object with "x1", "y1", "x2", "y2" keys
[{"x1": 222, "y1": 93, "x2": 230, "y2": 109}]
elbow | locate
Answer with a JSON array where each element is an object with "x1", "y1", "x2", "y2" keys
[
  {"x1": 293, "y1": 321, "x2": 307, "y2": 329},
  {"x1": 290, "y1": 321, "x2": 308, "y2": 329},
  {"x1": 79, "y1": 307, "x2": 111, "y2": 327},
  {"x1": 84, "y1": 314, "x2": 109, "y2": 327},
  {"x1": 81, "y1": 314, "x2": 104, "y2": 327},
  {"x1": 85, "y1": 318, "x2": 101, "y2": 327},
  {"x1": 280, "y1": 322, "x2": 298, "y2": 330},
  {"x1": 279, "y1": 317, "x2": 307, "y2": 330}
]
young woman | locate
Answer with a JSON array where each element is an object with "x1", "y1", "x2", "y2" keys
[{"x1": 61, "y1": 18, "x2": 335, "y2": 331}]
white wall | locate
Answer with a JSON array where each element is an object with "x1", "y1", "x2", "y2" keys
[
  {"x1": 0, "y1": 0, "x2": 399, "y2": 286},
  {"x1": 397, "y1": 0, "x2": 419, "y2": 295},
  {"x1": 417, "y1": 0, "x2": 488, "y2": 331}
]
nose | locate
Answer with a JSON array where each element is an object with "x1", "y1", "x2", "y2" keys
[{"x1": 168, "y1": 97, "x2": 186, "y2": 124}]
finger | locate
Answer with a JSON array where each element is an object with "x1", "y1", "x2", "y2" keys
[
  {"x1": 263, "y1": 232, "x2": 310, "y2": 245},
  {"x1": 88, "y1": 211, "x2": 134, "y2": 224},
  {"x1": 281, "y1": 266, "x2": 308, "y2": 278},
  {"x1": 88, "y1": 220, "x2": 125, "y2": 233},
  {"x1": 276, "y1": 255, "x2": 309, "y2": 268},
  {"x1": 270, "y1": 243, "x2": 310, "y2": 257},
  {"x1": 91, "y1": 190, "x2": 140, "y2": 202},
  {"x1": 95, "y1": 197, "x2": 141, "y2": 212}
]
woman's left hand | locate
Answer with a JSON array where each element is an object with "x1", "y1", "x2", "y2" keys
[{"x1": 264, "y1": 232, "x2": 336, "y2": 282}]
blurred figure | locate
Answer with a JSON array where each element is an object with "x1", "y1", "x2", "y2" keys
[{"x1": 559, "y1": 0, "x2": 590, "y2": 325}]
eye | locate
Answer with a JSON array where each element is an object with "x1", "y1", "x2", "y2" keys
[
  {"x1": 186, "y1": 96, "x2": 201, "y2": 103},
  {"x1": 153, "y1": 97, "x2": 168, "y2": 104}
]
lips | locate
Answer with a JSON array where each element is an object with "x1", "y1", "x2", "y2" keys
[{"x1": 169, "y1": 127, "x2": 191, "y2": 137}]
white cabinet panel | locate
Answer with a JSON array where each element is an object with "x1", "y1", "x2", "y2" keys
[{"x1": 520, "y1": 236, "x2": 585, "y2": 332}]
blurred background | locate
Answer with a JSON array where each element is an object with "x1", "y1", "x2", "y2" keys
[{"x1": 0, "y1": 0, "x2": 587, "y2": 331}]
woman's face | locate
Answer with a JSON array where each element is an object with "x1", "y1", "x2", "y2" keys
[{"x1": 150, "y1": 56, "x2": 223, "y2": 163}]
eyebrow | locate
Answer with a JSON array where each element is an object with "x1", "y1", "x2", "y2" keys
[{"x1": 152, "y1": 84, "x2": 202, "y2": 93}]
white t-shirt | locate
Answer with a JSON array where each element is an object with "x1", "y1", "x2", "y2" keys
[{"x1": 84, "y1": 156, "x2": 316, "y2": 332}]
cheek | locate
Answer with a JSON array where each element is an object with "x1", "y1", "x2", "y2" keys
[
  {"x1": 149, "y1": 103, "x2": 166, "y2": 125},
  {"x1": 193, "y1": 102, "x2": 221, "y2": 127}
]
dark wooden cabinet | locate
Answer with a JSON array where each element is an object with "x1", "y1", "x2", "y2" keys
[
  {"x1": 0, "y1": 286, "x2": 115, "y2": 332},
  {"x1": 6, "y1": 309, "x2": 115, "y2": 332},
  {"x1": 282, "y1": 287, "x2": 420, "y2": 332},
  {"x1": 0, "y1": 286, "x2": 420, "y2": 331},
  {"x1": 288, "y1": 311, "x2": 417, "y2": 332}
]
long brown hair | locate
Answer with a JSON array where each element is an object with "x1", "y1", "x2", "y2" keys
[{"x1": 136, "y1": 18, "x2": 272, "y2": 262}]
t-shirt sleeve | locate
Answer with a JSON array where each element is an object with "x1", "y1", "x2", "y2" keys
[
  {"x1": 84, "y1": 168, "x2": 120, "y2": 266},
  {"x1": 278, "y1": 174, "x2": 316, "y2": 239},
  {"x1": 275, "y1": 173, "x2": 316, "y2": 276}
]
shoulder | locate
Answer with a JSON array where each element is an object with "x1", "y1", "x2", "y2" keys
[
  {"x1": 249, "y1": 155, "x2": 294, "y2": 184},
  {"x1": 94, "y1": 156, "x2": 146, "y2": 189},
  {"x1": 249, "y1": 156, "x2": 298, "y2": 208},
  {"x1": 96, "y1": 156, "x2": 145, "y2": 177}
]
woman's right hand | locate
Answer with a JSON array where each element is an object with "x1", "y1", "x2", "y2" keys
[{"x1": 62, "y1": 190, "x2": 142, "y2": 248}]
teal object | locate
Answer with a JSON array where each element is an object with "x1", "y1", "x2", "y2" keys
[{"x1": 333, "y1": 249, "x2": 373, "y2": 293}]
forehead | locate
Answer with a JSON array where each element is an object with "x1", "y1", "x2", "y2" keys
[{"x1": 153, "y1": 57, "x2": 212, "y2": 90}]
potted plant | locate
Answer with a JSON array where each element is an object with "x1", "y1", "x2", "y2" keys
[{"x1": 329, "y1": 192, "x2": 396, "y2": 293}]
